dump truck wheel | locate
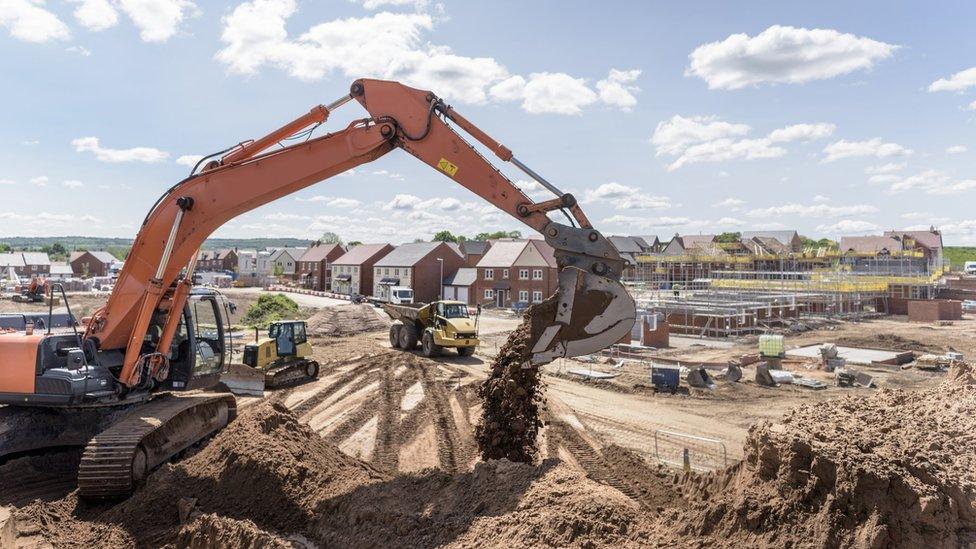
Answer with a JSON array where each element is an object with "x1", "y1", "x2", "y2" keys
[
  {"x1": 400, "y1": 324, "x2": 419, "y2": 350},
  {"x1": 389, "y1": 325, "x2": 403, "y2": 349},
  {"x1": 421, "y1": 332, "x2": 441, "y2": 357},
  {"x1": 457, "y1": 346, "x2": 475, "y2": 357}
]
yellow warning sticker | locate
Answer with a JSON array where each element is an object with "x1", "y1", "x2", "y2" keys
[{"x1": 437, "y1": 158, "x2": 458, "y2": 177}]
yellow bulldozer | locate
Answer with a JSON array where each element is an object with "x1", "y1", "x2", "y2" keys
[
  {"x1": 384, "y1": 300, "x2": 479, "y2": 358},
  {"x1": 220, "y1": 320, "x2": 320, "y2": 395}
]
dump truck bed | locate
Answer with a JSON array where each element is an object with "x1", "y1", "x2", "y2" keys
[{"x1": 382, "y1": 302, "x2": 427, "y2": 323}]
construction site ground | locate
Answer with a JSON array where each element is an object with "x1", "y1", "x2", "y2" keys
[{"x1": 1, "y1": 293, "x2": 974, "y2": 547}]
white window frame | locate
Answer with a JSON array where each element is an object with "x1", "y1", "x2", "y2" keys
[
  {"x1": 484, "y1": 289, "x2": 494, "y2": 299},
  {"x1": 484, "y1": 268, "x2": 494, "y2": 280},
  {"x1": 502, "y1": 269, "x2": 509, "y2": 279},
  {"x1": 532, "y1": 269, "x2": 543, "y2": 280},
  {"x1": 518, "y1": 290, "x2": 528, "y2": 302},
  {"x1": 518, "y1": 269, "x2": 529, "y2": 280},
  {"x1": 532, "y1": 291, "x2": 543, "y2": 303}
]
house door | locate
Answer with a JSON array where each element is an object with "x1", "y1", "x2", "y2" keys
[
  {"x1": 457, "y1": 287, "x2": 469, "y2": 304},
  {"x1": 495, "y1": 290, "x2": 505, "y2": 307}
]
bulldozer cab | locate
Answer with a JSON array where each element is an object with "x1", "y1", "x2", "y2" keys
[{"x1": 269, "y1": 321, "x2": 307, "y2": 358}]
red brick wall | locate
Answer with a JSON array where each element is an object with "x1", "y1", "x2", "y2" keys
[
  {"x1": 908, "y1": 299, "x2": 963, "y2": 322},
  {"x1": 472, "y1": 266, "x2": 557, "y2": 307},
  {"x1": 412, "y1": 244, "x2": 465, "y2": 303}
]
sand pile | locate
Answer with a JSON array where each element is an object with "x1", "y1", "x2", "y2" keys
[
  {"x1": 670, "y1": 366, "x2": 976, "y2": 547},
  {"x1": 314, "y1": 458, "x2": 660, "y2": 548},
  {"x1": 475, "y1": 298, "x2": 555, "y2": 463},
  {"x1": 18, "y1": 401, "x2": 388, "y2": 547},
  {"x1": 835, "y1": 333, "x2": 943, "y2": 354},
  {"x1": 305, "y1": 304, "x2": 389, "y2": 337}
]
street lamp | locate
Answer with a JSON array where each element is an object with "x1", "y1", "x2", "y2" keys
[{"x1": 436, "y1": 257, "x2": 444, "y2": 300}]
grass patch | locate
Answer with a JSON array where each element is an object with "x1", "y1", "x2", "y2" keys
[{"x1": 241, "y1": 293, "x2": 300, "y2": 328}]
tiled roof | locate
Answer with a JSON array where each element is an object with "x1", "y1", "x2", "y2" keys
[
  {"x1": 298, "y1": 243, "x2": 344, "y2": 262},
  {"x1": 444, "y1": 267, "x2": 477, "y2": 286},
  {"x1": 840, "y1": 236, "x2": 902, "y2": 254},
  {"x1": 476, "y1": 241, "x2": 527, "y2": 267},
  {"x1": 333, "y1": 243, "x2": 393, "y2": 266},
  {"x1": 20, "y1": 252, "x2": 51, "y2": 265},
  {"x1": 884, "y1": 230, "x2": 942, "y2": 250},
  {"x1": 608, "y1": 236, "x2": 643, "y2": 254},
  {"x1": 374, "y1": 242, "x2": 445, "y2": 267}
]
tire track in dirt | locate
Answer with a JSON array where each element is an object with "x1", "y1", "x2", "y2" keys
[
  {"x1": 372, "y1": 365, "x2": 420, "y2": 471},
  {"x1": 417, "y1": 360, "x2": 465, "y2": 474},
  {"x1": 0, "y1": 449, "x2": 82, "y2": 507},
  {"x1": 546, "y1": 420, "x2": 679, "y2": 510},
  {"x1": 285, "y1": 360, "x2": 380, "y2": 419}
]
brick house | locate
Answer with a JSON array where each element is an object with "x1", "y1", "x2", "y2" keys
[
  {"x1": 442, "y1": 267, "x2": 477, "y2": 305},
  {"x1": 473, "y1": 239, "x2": 558, "y2": 308},
  {"x1": 196, "y1": 249, "x2": 239, "y2": 272},
  {"x1": 662, "y1": 234, "x2": 719, "y2": 256},
  {"x1": 458, "y1": 241, "x2": 490, "y2": 267},
  {"x1": 884, "y1": 228, "x2": 944, "y2": 265},
  {"x1": 332, "y1": 243, "x2": 394, "y2": 297},
  {"x1": 269, "y1": 248, "x2": 306, "y2": 279},
  {"x1": 839, "y1": 236, "x2": 903, "y2": 255},
  {"x1": 70, "y1": 251, "x2": 116, "y2": 278},
  {"x1": 372, "y1": 242, "x2": 464, "y2": 303},
  {"x1": 740, "y1": 230, "x2": 803, "y2": 252},
  {"x1": 296, "y1": 242, "x2": 346, "y2": 291}
]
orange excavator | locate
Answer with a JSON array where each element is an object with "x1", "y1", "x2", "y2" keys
[{"x1": 0, "y1": 79, "x2": 635, "y2": 497}]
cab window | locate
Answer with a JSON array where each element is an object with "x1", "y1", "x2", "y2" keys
[{"x1": 293, "y1": 322, "x2": 307, "y2": 345}]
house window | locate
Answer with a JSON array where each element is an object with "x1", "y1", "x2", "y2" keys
[
  {"x1": 532, "y1": 269, "x2": 543, "y2": 280},
  {"x1": 385, "y1": 268, "x2": 390, "y2": 275},
  {"x1": 484, "y1": 289, "x2": 494, "y2": 299},
  {"x1": 518, "y1": 290, "x2": 528, "y2": 302},
  {"x1": 394, "y1": 268, "x2": 400, "y2": 276},
  {"x1": 532, "y1": 291, "x2": 543, "y2": 303},
  {"x1": 484, "y1": 269, "x2": 494, "y2": 280},
  {"x1": 518, "y1": 269, "x2": 528, "y2": 280},
  {"x1": 502, "y1": 269, "x2": 509, "y2": 279}
]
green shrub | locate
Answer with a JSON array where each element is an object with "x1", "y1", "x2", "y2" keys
[{"x1": 241, "y1": 293, "x2": 300, "y2": 328}]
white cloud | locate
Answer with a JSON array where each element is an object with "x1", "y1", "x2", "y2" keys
[
  {"x1": 686, "y1": 25, "x2": 897, "y2": 90},
  {"x1": 715, "y1": 216, "x2": 744, "y2": 226},
  {"x1": 816, "y1": 219, "x2": 880, "y2": 234},
  {"x1": 117, "y1": 0, "x2": 199, "y2": 43},
  {"x1": 214, "y1": 1, "x2": 631, "y2": 114},
  {"x1": 176, "y1": 154, "x2": 203, "y2": 167},
  {"x1": 867, "y1": 174, "x2": 900, "y2": 184},
  {"x1": 29, "y1": 175, "x2": 48, "y2": 186},
  {"x1": 865, "y1": 162, "x2": 906, "y2": 174},
  {"x1": 0, "y1": 179, "x2": 15, "y2": 185},
  {"x1": 358, "y1": 0, "x2": 428, "y2": 9},
  {"x1": 747, "y1": 202, "x2": 878, "y2": 218},
  {"x1": 887, "y1": 169, "x2": 976, "y2": 195},
  {"x1": 22, "y1": 139, "x2": 39, "y2": 145},
  {"x1": 712, "y1": 197, "x2": 745, "y2": 209},
  {"x1": 583, "y1": 182, "x2": 672, "y2": 210},
  {"x1": 602, "y1": 215, "x2": 693, "y2": 230},
  {"x1": 812, "y1": 194, "x2": 830, "y2": 202},
  {"x1": 0, "y1": 211, "x2": 101, "y2": 224},
  {"x1": 928, "y1": 66, "x2": 976, "y2": 93},
  {"x1": 947, "y1": 145, "x2": 967, "y2": 154},
  {"x1": 513, "y1": 179, "x2": 551, "y2": 200},
  {"x1": 296, "y1": 195, "x2": 362, "y2": 208},
  {"x1": 822, "y1": 138, "x2": 913, "y2": 162},
  {"x1": 70, "y1": 0, "x2": 118, "y2": 31},
  {"x1": 718, "y1": 171, "x2": 730, "y2": 177},
  {"x1": 651, "y1": 115, "x2": 750, "y2": 156},
  {"x1": 263, "y1": 212, "x2": 310, "y2": 221},
  {"x1": 383, "y1": 193, "x2": 423, "y2": 210},
  {"x1": 65, "y1": 45, "x2": 91, "y2": 55},
  {"x1": 62, "y1": 179, "x2": 84, "y2": 188},
  {"x1": 969, "y1": 100, "x2": 976, "y2": 111},
  {"x1": 595, "y1": 69, "x2": 641, "y2": 111},
  {"x1": 369, "y1": 169, "x2": 404, "y2": 180},
  {"x1": 0, "y1": 0, "x2": 71, "y2": 42},
  {"x1": 767, "y1": 123, "x2": 835, "y2": 143},
  {"x1": 667, "y1": 137, "x2": 785, "y2": 171},
  {"x1": 72, "y1": 136, "x2": 169, "y2": 162}
]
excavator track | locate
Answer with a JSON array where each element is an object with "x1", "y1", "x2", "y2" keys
[
  {"x1": 265, "y1": 359, "x2": 320, "y2": 390},
  {"x1": 77, "y1": 392, "x2": 236, "y2": 498}
]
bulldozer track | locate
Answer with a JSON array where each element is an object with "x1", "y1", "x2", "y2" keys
[
  {"x1": 325, "y1": 365, "x2": 413, "y2": 450},
  {"x1": 77, "y1": 393, "x2": 236, "y2": 498},
  {"x1": 286, "y1": 360, "x2": 379, "y2": 418},
  {"x1": 372, "y1": 366, "x2": 419, "y2": 470}
]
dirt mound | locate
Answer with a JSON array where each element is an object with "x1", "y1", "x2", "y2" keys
[
  {"x1": 314, "y1": 458, "x2": 658, "y2": 548},
  {"x1": 173, "y1": 514, "x2": 305, "y2": 549},
  {"x1": 475, "y1": 298, "x2": 555, "y2": 463},
  {"x1": 19, "y1": 401, "x2": 388, "y2": 547},
  {"x1": 947, "y1": 360, "x2": 976, "y2": 387},
  {"x1": 305, "y1": 304, "x2": 390, "y2": 337},
  {"x1": 835, "y1": 333, "x2": 942, "y2": 353},
  {"x1": 670, "y1": 381, "x2": 976, "y2": 547}
]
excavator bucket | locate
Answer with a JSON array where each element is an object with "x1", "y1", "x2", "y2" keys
[
  {"x1": 218, "y1": 363, "x2": 266, "y2": 397},
  {"x1": 686, "y1": 366, "x2": 716, "y2": 390},
  {"x1": 528, "y1": 266, "x2": 636, "y2": 365},
  {"x1": 755, "y1": 362, "x2": 778, "y2": 387},
  {"x1": 723, "y1": 363, "x2": 743, "y2": 383}
]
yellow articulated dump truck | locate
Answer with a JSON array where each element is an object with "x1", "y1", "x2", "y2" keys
[{"x1": 383, "y1": 300, "x2": 479, "y2": 358}]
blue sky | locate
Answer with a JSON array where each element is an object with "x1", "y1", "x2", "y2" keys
[{"x1": 1, "y1": 0, "x2": 975, "y2": 244}]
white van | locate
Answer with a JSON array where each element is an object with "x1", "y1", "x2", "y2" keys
[
  {"x1": 389, "y1": 286, "x2": 414, "y2": 304},
  {"x1": 965, "y1": 261, "x2": 976, "y2": 275}
]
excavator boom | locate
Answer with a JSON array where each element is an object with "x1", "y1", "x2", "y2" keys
[{"x1": 83, "y1": 78, "x2": 635, "y2": 387}]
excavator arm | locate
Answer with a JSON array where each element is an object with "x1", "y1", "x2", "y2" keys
[{"x1": 86, "y1": 78, "x2": 635, "y2": 389}]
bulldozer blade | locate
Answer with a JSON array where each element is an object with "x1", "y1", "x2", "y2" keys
[
  {"x1": 723, "y1": 363, "x2": 743, "y2": 383},
  {"x1": 686, "y1": 366, "x2": 716, "y2": 389},
  {"x1": 755, "y1": 362, "x2": 778, "y2": 387},
  {"x1": 218, "y1": 363, "x2": 266, "y2": 397},
  {"x1": 530, "y1": 266, "x2": 636, "y2": 365}
]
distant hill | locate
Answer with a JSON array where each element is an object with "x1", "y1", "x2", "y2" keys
[
  {"x1": 0, "y1": 236, "x2": 313, "y2": 257},
  {"x1": 944, "y1": 246, "x2": 976, "y2": 268}
]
